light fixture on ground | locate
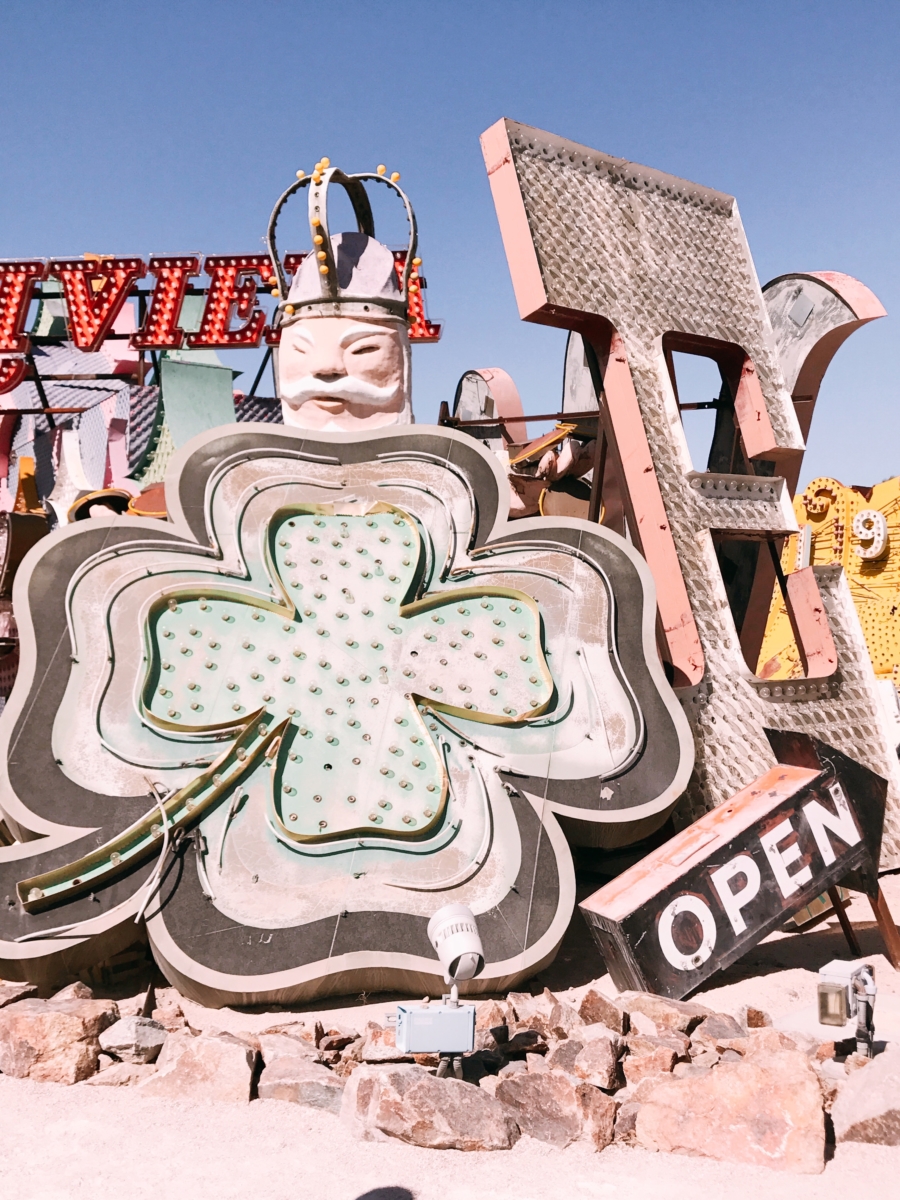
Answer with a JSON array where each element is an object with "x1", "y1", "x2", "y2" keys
[
  {"x1": 393, "y1": 904, "x2": 484, "y2": 1077},
  {"x1": 818, "y1": 958, "x2": 877, "y2": 1057}
]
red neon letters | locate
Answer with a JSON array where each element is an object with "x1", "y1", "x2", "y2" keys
[
  {"x1": 131, "y1": 256, "x2": 201, "y2": 350},
  {"x1": 48, "y1": 258, "x2": 146, "y2": 352},
  {"x1": 187, "y1": 255, "x2": 274, "y2": 349},
  {"x1": 0, "y1": 261, "x2": 47, "y2": 395}
]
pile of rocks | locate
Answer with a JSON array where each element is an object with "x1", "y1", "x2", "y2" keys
[{"x1": 1, "y1": 978, "x2": 898, "y2": 1171}]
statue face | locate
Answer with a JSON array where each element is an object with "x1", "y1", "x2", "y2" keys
[{"x1": 278, "y1": 315, "x2": 410, "y2": 430}]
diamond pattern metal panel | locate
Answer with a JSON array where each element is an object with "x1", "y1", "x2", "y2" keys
[{"x1": 490, "y1": 119, "x2": 900, "y2": 865}]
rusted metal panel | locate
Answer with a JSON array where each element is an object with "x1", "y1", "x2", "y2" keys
[{"x1": 580, "y1": 735, "x2": 885, "y2": 998}]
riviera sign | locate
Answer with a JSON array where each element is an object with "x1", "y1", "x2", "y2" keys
[{"x1": 0, "y1": 251, "x2": 440, "y2": 394}]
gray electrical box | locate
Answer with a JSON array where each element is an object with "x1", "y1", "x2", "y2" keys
[{"x1": 395, "y1": 1002, "x2": 476, "y2": 1054}]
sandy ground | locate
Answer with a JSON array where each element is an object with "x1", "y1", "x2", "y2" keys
[
  {"x1": 2, "y1": 878, "x2": 900, "y2": 1198},
  {"x1": 1, "y1": 1074, "x2": 898, "y2": 1200}
]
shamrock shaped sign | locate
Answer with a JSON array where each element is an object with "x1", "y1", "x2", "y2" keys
[{"x1": 0, "y1": 425, "x2": 692, "y2": 1005}]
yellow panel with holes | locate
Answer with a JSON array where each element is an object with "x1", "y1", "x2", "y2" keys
[{"x1": 758, "y1": 476, "x2": 900, "y2": 681}]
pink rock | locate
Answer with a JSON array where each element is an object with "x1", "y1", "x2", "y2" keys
[
  {"x1": 615, "y1": 1099, "x2": 641, "y2": 1142},
  {"x1": 83, "y1": 1062, "x2": 158, "y2": 1087},
  {"x1": 259, "y1": 1032, "x2": 321, "y2": 1065},
  {"x1": 257, "y1": 1056, "x2": 344, "y2": 1112},
  {"x1": 475, "y1": 999, "x2": 511, "y2": 1030},
  {"x1": 832, "y1": 1051, "x2": 900, "y2": 1144},
  {"x1": 138, "y1": 1032, "x2": 256, "y2": 1102},
  {"x1": 574, "y1": 1035, "x2": 621, "y2": 1090},
  {"x1": 578, "y1": 1083, "x2": 618, "y2": 1150},
  {"x1": 636, "y1": 1050, "x2": 825, "y2": 1174},
  {"x1": 578, "y1": 989, "x2": 629, "y2": 1034},
  {"x1": 0, "y1": 981, "x2": 38, "y2": 1009},
  {"x1": 628, "y1": 1031, "x2": 689, "y2": 1059},
  {"x1": 689, "y1": 1013, "x2": 746, "y2": 1055},
  {"x1": 51, "y1": 981, "x2": 94, "y2": 1001},
  {"x1": 0, "y1": 995, "x2": 118, "y2": 1084},
  {"x1": 547, "y1": 1039, "x2": 584, "y2": 1074},
  {"x1": 507, "y1": 990, "x2": 556, "y2": 1023},
  {"x1": 623, "y1": 1046, "x2": 677, "y2": 1085},
  {"x1": 618, "y1": 991, "x2": 712, "y2": 1035},
  {"x1": 547, "y1": 1001, "x2": 584, "y2": 1040},
  {"x1": 359, "y1": 1021, "x2": 413, "y2": 1064},
  {"x1": 723, "y1": 1027, "x2": 816, "y2": 1058},
  {"x1": 342, "y1": 1063, "x2": 519, "y2": 1150},
  {"x1": 496, "y1": 1069, "x2": 587, "y2": 1148}
]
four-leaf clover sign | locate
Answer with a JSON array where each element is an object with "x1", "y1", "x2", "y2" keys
[{"x1": 0, "y1": 426, "x2": 692, "y2": 1005}]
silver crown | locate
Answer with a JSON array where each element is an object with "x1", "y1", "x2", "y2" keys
[{"x1": 266, "y1": 163, "x2": 417, "y2": 325}]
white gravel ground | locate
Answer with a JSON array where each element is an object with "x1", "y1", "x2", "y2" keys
[{"x1": 1, "y1": 1074, "x2": 898, "y2": 1200}]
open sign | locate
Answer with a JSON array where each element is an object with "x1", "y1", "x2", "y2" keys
[{"x1": 580, "y1": 735, "x2": 886, "y2": 999}]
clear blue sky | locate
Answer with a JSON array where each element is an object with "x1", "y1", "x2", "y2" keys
[{"x1": 1, "y1": 1, "x2": 897, "y2": 489}]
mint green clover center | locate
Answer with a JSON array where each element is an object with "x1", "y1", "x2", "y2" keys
[{"x1": 142, "y1": 505, "x2": 552, "y2": 842}]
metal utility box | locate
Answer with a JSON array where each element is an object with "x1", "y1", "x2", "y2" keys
[{"x1": 395, "y1": 1002, "x2": 475, "y2": 1055}]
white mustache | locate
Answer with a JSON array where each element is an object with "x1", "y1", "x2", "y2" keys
[{"x1": 279, "y1": 372, "x2": 401, "y2": 409}]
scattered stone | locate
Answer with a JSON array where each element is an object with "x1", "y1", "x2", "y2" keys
[
  {"x1": 0, "y1": 981, "x2": 38, "y2": 1009},
  {"x1": 479, "y1": 1074, "x2": 502, "y2": 1098},
  {"x1": 618, "y1": 992, "x2": 711, "y2": 1035},
  {"x1": 614, "y1": 1100, "x2": 641, "y2": 1143},
  {"x1": 547, "y1": 1039, "x2": 584, "y2": 1074},
  {"x1": 689, "y1": 1050, "x2": 720, "y2": 1069},
  {"x1": 725, "y1": 1027, "x2": 818, "y2": 1059},
  {"x1": 333, "y1": 1057, "x2": 361, "y2": 1080},
  {"x1": 474, "y1": 1028, "x2": 499, "y2": 1052},
  {"x1": 672, "y1": 1061, "x2": 712, "y2": 1079},
  {"x1": 526, "y1": 1051, "x2": 549, "y2": 1073},
  {"x1": 99, "y1": 1016, "x2": 167, "y2": 1064},
  {"x1": 318, "y1": 1025, "x2": 359, "y2": 1053},
  {"x1": 628, "y1": 1031, "x2": 689, "y2": 1060},
  {"x1": 151, "y1": 988, "x2": 187, "y2": 1033},
  {"x1": 0, "y1": 995, "x2": 118, "y2": 1084},
  {"x1": 259, "y1": 1020, "x2": 316, "y2": 1044},
  {"x1": 578, "y1": 1083, "x2": 617, "y2": 1150},
  {"x1": 412, "y1": 1052, "x2": 441, "y2": 1068},
  {"x1": 496, "y1": 1069, "x2": 586, "y2": 1148},
  {"x1": 513, "y1": 1013, "x2": 552, "y2": 1039},
  {"x1": 623, "y1": 1046, "x2": 676, "y2": 1085},
  {"x1": 636, "y1": 1050, "x2": 825, "y2": 1174},
  {"x1": 359, "y1": 1021, "x2": 414, "y2": 1064},
  {"x1": 259, "y1": 1032, "x2": 322, "y2": 1065},
  {"x1": 52, "y1": 981, "x2": 94, "y2": 1001},
  {"x1": 97, "y1": 1052, "x2": 116, "y2": 1071},
  {"x1": 498, "y1": 1059, "x2": 527, "y2": 1077},
  {"x1": 547, "y1": 1000, "x2": 584, "y2": 1040},
  {"x1": 578, "y1": 989, "x2": 629, "y2": 1034},
  {"x1": 258, "y1": 1055, "x2": 345, "y2": 1112},
  {"x1": 573, "y1": 1036, "x2": 621, "y2": 1090},
  {"x1": 84, "y1": 1062, "x2": 158, "y2": 1087},
  {"x1": 475, "y1": 999, "x2": 510, "y2": 1030},
  {"x1": 690, "y1": 1013, "x2": 746, "y2": 1055},
  {"x1": 738, "y1": 1005, "x2": 772, "y2": 1029},
  {"x1": 831, "y1": 1052, "x2": 900, "y2": 1144},
  {"x1": 720, "y1": 1048, "x2": 742, "y2": 1063},
  {"x1": 342, "y1": 1063, "x2": 519, "y2": 1150},
  {"x1": 138, "y1": 1031, "x2": 256, "y2": 1102},
  {"x1": 507, "y1": 989, "x2": 556, "y2": 1023},
  {"x1": 628, "y1": 1010, "x2": 659, "y2": 1037}
]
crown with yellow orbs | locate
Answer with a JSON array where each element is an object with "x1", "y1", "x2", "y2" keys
[{"x1": 266, "y1": 158, "x2": 420, "y2": 327}]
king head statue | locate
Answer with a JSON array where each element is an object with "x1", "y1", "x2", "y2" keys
[{"x1": 267, "y1": 162, "x2": 416, "y2": 431}]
